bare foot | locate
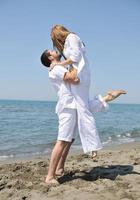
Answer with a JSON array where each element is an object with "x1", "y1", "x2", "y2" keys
[
  {"x1": 91, "y1": 151, "x2": 98, "y2": 161},
  {"x1": 45, "y1": 177, "x2": 59, "y2": 186},
  {"x1": 55, "y1": 169, "x2": 64, "y2": 177},
  {"x1": 106, "y1": 90, "x2": 127, "y2": 102}
]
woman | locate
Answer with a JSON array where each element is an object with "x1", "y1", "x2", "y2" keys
[
  {"x1": 51, "y1": 25, "x2": 87, "y2": 77},
  {"x1": 50, "y1": 25, "x2": 126, "y2": 159}
]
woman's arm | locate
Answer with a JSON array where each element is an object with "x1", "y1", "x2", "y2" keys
[
  {"x1": 51, "y1": 58, "x2": 75, "y2": 69},
  {"x1": 55, "y1": 58, "x2": 74, "y2": 67},
  {"x1": 52, "y1": 34, "x2": 82, "y2": 68}
]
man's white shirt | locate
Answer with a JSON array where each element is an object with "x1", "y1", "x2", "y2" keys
[{"x1": 49, "y1": 65, "x2": 76, "y2": 114}]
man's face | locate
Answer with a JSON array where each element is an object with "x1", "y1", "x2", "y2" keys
[{"x1": 48, "y1": 50, "x2": 61, "y2": 60}]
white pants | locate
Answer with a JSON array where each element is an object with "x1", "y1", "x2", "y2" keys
[
  {"x1": 58, "y1": 109, "x2": 78, "y2": 142},
  {"x1": 57, "y1": 95, "x2": 108, "y2": 153}
]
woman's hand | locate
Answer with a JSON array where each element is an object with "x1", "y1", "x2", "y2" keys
[{"x1": 50, "y1": 59, "x2": 74, "y2": 70}]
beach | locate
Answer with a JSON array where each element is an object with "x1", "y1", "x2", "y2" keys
[{"x1": 0, "y1": 141, "x2": 140, "y2": 200}]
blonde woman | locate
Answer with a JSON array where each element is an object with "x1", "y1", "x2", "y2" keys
[{"x1": 50, "y1": 25, "x2": 126, "y2": 159}]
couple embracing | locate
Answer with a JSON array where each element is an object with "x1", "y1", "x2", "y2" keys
[{"x1": 40, "y1": 25, "x2": 126, "y2": 185}]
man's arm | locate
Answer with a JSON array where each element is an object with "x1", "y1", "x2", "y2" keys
[
  {"x1": 63, "y1": 67, "x2": 80, "y2": 84},
  {"x1": 51, "y1": 65, "x2": 80, "y2": 84}
]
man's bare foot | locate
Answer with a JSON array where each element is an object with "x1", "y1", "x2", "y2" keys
[
  {"x1": 106, "y1": 90, "x2": 127, "y2": 102},
  {"x1": 55, "y1": 168, "x2": 64, "y2": 177},
  {"x1": 45, "y1": 177, "x2": 59, "y2": 186}
]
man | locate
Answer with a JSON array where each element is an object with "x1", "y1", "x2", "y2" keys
[{"x1": 40, "y1": 49, "x2": 126, "y2": 185}]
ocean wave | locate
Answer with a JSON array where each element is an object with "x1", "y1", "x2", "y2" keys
[
  {"x1": 130, "y1": 129, "x2": 140, "y2": 137},
  {"x1": 0, "y1": 149, "x2": 51, "y2": 161},
  {"x1": 102, "y1": 129, "x2": 140, "y2": 146},
  {"x1": 0, "y1": 155, "x2": 14, "y2": 161}
]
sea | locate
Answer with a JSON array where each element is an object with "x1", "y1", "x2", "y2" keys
[{"x1": 0, "y1": 100, "x2": 140, "y2": 161}]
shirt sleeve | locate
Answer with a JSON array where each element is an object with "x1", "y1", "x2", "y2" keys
[
  {"x1": 50, "y1": 65, "x2": 68, "y2": 81},
  {"x1": 66, "y1": 34, "x2": 82, "y2": 63}
]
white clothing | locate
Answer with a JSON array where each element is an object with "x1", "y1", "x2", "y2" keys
[
  {"x1": 57, "y1": 108, "x2": 78, "y2": 142},
  {"x1": 49, "y1": 65, "x2": 76, "y2": 114},
  {"x1": 64, "y1": 33, "x2": 91, "y2": 108},
  {"x1": 58, "y1": 106, "x2": 105, "y2": 152},
  {"x1": 63, "y1": 33, "x2": 103, "y2": 153},
  {"x1": 49, "y1": 65, "x2": 108, "y2": 153},
  {"x1": 76, "y1": 106, "x2": 102, "y2": 152},
  {"x1": 57, "y1": 95, "x2": 108, "y2": 144},
  {"x1": 89, "y1": 94, "x2": 108, "y2": 113},
  {"x1": 49, "y1": 65, "x2": 108, "y2": 114}
]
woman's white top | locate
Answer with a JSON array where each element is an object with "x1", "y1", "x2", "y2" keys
[{"x1": 63, "y1": 33, "x2": 91, "y2": 108}]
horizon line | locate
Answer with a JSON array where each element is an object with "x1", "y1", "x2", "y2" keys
[{"x1": 0, "y1": 98, "x2": 139, "y2": 105}]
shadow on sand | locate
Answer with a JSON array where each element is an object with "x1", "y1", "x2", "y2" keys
[{"x1": 58, "y1": 164, "x2": 140, "y2": 184}]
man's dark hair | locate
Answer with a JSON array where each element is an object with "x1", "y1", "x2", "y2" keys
[{"x1": 40, "y1": 50, "x2": 51, "y2": 67}]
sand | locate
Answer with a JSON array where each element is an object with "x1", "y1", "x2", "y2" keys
[{"x1": 0, "y1": 142, "x2": 140, "y2": 200}]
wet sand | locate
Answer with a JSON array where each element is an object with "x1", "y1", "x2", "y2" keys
[{"x1": 0, "y1": 142, "x2": 140, "y2": 200}]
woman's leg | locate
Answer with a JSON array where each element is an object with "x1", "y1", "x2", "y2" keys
[
  {"x1": 45, "y1": 140, "x2": 69, "y2": 184},
  {"x1": 103, "y1": 90, "x2": 126, "y2": 102},
  {"x1": 89, "y1": 90, "x2": 126, "y2": 114},
  {"x1": 91, "y1": 90, "x2": 126, "y2": 160}
]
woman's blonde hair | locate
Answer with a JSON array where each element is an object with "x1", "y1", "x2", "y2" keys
[{"x1": 51, "y1": 25, "x2": 71, "y2": 54}]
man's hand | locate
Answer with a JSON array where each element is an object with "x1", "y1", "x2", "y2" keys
[
  {"x1": 70, "y1": 77, "x2": 80, "y2": 84},
  {"x1": 63, "y1": 67, "x2": 80, "y2": 84}
]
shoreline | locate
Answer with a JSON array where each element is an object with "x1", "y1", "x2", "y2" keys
[{"x1": 0, "y1": 141, "x2": 139, "y2": 165}]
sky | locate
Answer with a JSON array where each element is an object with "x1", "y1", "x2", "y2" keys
[{"x1": 0, "y1": 0, "x2": 140, "y2": 104}]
